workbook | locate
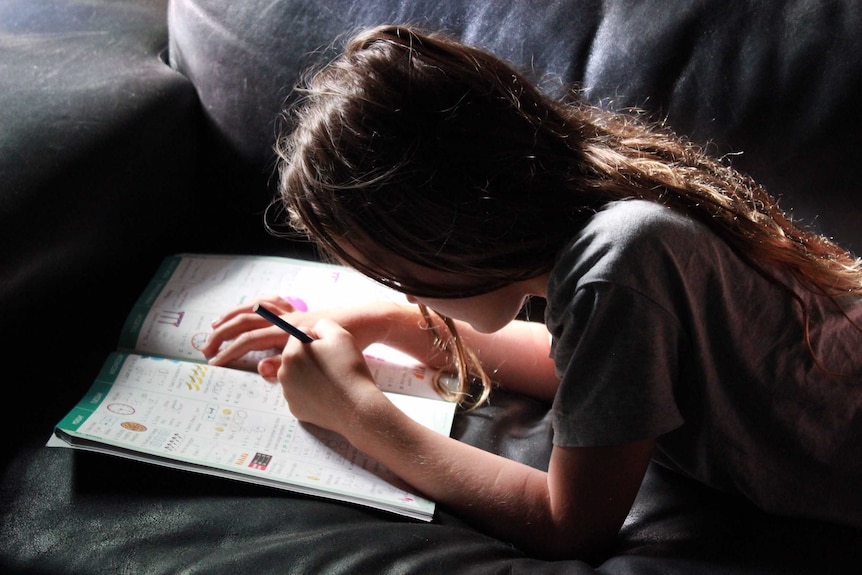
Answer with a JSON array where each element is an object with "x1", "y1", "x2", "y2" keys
[{"x1": 52, "y1": 253, "x2": 458, "y2": 522}]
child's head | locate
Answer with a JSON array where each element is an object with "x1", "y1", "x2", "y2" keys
[
  {"x1": 275, "y1": 25, "x2": 596, "y2": 298},
  {"x1": 275, "y1": 24, "x2": 862, "y2": 299}
]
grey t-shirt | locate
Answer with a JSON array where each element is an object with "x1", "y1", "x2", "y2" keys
[{"x1": 545, "y1": 199, "x2": 862, "y2": 527}]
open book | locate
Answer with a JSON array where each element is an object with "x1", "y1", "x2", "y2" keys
[{"x1": 52, "y1": 253, "x2": 458, "y2": 521}]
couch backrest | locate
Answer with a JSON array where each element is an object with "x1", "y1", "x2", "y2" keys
[{"x1": 168, "y1": 0, "x2": 862, "y2": 254}]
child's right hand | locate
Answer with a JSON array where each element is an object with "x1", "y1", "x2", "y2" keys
[{"x1": 274, "y1": 317, "x2": 387, "y2": 436}]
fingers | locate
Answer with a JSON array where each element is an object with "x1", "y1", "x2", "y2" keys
[
  {"x1": 296, "y1": 318, "x2": 372, "y2": 380},
  {"x1": 202, "y1": 296, "x2": 297, "y2": 360},
  {"x1": 278, "y1": 318, "x2": 357, "y2": 375},
  {"x1": 210, "y1": 295, "x2": 295, "y2": 330},
  {"x1": 200, "y1": 311, "x2": 263, "y2": 358},
  {"x1": 206, "y1": 326, "x2": 288, "y2": 367},
  {"x1": 307, "y1": 317, "x2": 351, "y2": 340},
  {"x1": 204, "y1": 319, "x2": 290, "y2": 366},
  {"x1": 257, "y1": 356, "x2": 281, "y2": 381}
]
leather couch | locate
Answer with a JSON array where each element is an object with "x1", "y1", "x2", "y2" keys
[{"x1": 2, "y1": 1, "x2": 860, "y2": 573}]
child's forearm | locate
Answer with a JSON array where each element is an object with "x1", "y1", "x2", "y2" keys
[
  {"x1": 361, "y1": 302, "x2": 453, "y2": 367},
  {"x1": 456, "y1": 320, "x2": 559, "y2": 401},
  {"x1": 344, "y1": 391, "x2": 638, "y2": 560},
  {"x1": 375, "y1": 303, "x2": 560, "y2": 402},
  {"x1": 345, "y1": 392, "x2": 551, "y2": 551}
]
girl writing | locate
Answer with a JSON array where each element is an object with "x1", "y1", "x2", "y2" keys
[{"x1": 202, "y1": 25, "x2": 862, "y2": 560}]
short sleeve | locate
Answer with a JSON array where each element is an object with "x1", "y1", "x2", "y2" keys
[{"x1": 550, "y1": 281, "x2": 686, "y2": 447}]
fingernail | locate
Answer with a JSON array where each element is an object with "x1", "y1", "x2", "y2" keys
[
  {"x1": 283, "y1": 296, "x2": 308, "y2": 312},
  {"x1": 259, "y1": 362, "x2": 276, "y2": 379}
]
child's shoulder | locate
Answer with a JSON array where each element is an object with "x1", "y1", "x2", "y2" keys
[
  {"x1": 587, "y1": 199, "x2": 698, "y2": 238},
  {"x1": 574, "y1": 199, "x2": 707, "y2": 260},
  {"x1": 553, "y1": 199, "x2": 727, "y2": 290}
]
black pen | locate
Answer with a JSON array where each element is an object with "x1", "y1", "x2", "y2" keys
[{"x1": 253, "y1": 303, "x2": 315, "y2": 343}]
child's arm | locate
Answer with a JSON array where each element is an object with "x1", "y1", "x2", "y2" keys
[
  {"x1": 359, "y1": 405, "x2": 654, "y2": 559},
  {"x1": 205, "y1": 299, "x2": 560, "y2": 402},
  {"x1": 280, "y1": 318, "x2": 654, "y2": 559},
  {"x1": 442, "y1": 315, "x2": 560, "y2": 402}
]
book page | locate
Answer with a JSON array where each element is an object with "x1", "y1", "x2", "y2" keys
[
  {"x1": 56, "y1": 353, "x2": 456, "y2": 521},
  {"x1": 362, "y1": 343, "x2": 457, "y2": 400},
  {"x1": 118, "y1": 254, "x2": 410, "y2": 370}
]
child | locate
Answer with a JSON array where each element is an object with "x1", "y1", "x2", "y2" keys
[{"x1": 202, "y1": 25, "x2": 862, "y2": 560}]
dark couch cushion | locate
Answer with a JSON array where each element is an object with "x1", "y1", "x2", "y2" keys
[
  {"x1": 4, "y1": 389, "x2": 861, "y2": 574},
  {"x1": 0, "y1": 0, "x2": 200, "y2": 453},
  {"x1": 169, "y1": 0, "x2": 862, "y2": 253}
]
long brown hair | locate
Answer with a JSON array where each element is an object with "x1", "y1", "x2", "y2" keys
[{"x1": 273, "y1": 25, "x2": 862, "y2": 402}]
